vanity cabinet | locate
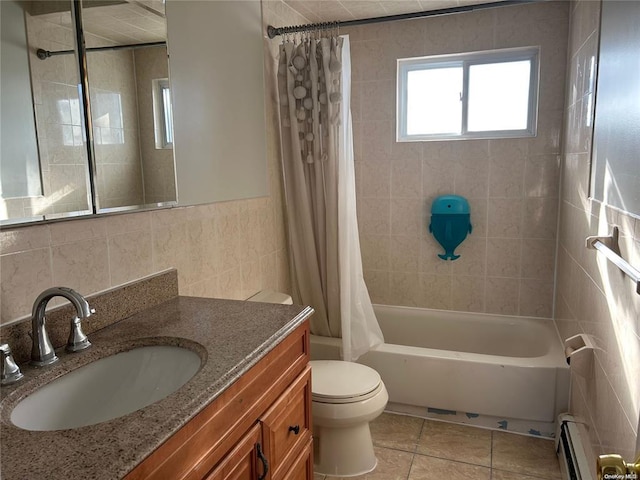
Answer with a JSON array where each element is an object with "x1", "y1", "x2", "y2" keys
[{"x1": 124, "y1": 321, "x2": 312, "y2": 480}]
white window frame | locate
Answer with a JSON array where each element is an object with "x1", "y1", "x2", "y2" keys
[
  {"x1": 397, "y1": 46, "x2": 540, "y2": 142},
  {"x1": 152, "y1": 78, "x2": 174, "y2": 149}
]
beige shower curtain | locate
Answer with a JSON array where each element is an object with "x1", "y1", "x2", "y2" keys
[{"x1": 276, "y1": 33, "x2": 383, "y2": 360}]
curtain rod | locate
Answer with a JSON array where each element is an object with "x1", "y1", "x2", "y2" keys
[
  {"x1": 36, "y1": 41, "x2": 166, "y2": 60},
  {"x1": 267, "y1": 0, "x2": 539, "y2": 39}
]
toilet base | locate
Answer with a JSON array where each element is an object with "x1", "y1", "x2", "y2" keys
[{"x1": 313, "y1": 423, "x2": 377, "y2": 477}]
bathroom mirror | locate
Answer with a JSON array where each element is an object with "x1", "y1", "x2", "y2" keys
[
  {"x1": 0, "y1": 0, "x2": 268, "y2": 226},
  {"x1": 1, "y1": 0, "x2": 92, "y2": 224},
  {"x1": 590, "y1": 0, "x2": 640, "y2": 217},
  {"x1": 81, "y1": 0, "x2": 177, "y2": 212}
]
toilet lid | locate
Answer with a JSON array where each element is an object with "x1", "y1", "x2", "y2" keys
[{"x1": 310, "y1": 360, "x2": 382, "y2": 401}]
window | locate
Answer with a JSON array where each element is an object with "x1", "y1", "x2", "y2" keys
[
  {"x1": 152, "y1": 78, "x2": 174, "y2": 149},
  {"x1": 397, "y1": 47, "x2": 539, "y2": 141}
]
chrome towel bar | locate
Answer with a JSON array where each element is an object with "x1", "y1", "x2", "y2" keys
[{"x1": 586, "y1": 226, "x2": 640, "y2": 295}]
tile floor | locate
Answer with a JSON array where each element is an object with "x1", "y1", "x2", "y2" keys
[{"x1": 313, "y1": 413, "x2": 562, "y2": 480}]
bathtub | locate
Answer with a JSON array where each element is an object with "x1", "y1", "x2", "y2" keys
[{"x1": 311, "y1": 305, "x2": 569, "y2": 424}]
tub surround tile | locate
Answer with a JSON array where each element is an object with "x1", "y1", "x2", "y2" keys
[
  {"x1": 485, "y1": 277, "x2": 520, "y2": 315},
  {"x1": 451, "y1": 276, "x2": 485, "y2": 313},
  {"x1": 417, "y1": 274, "x2": 452, "y2": 310},
  {"x1": 349, "y1": 1, "x2": 566, "y2": 318}
]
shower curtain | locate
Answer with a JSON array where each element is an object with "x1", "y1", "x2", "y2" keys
[{"x1": 276, "y1": 33, "x2": 383, "y2": 361}]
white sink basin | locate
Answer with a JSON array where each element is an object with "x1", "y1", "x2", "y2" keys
[{"x1": 11, "y1": 345, "x2": 201, "y2": 431}]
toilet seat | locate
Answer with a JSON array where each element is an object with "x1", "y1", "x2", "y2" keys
[{"x1": 310, "y1": 360, "x2": 383, "y2": 404}]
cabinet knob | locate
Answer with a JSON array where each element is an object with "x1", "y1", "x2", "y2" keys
[{"x1": 288, "y1": 424, "x2": 300, "y2": 435}]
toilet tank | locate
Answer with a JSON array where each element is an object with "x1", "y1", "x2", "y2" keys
[{"x1": 246, "y1": 290, "x2": 293, "y2": 305}]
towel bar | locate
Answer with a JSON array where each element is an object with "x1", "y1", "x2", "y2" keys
[{"x1": 586, "y1": 226, "x2": 640, "y2": 295}]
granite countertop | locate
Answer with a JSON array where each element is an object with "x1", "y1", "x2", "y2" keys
[{"x1": 0, "y1": 296, "x2": 313, "y2": 480}]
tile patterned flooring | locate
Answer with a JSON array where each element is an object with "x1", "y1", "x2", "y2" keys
[{"x1": 313, "y1": 413, "x2": 562, "y2": 479}]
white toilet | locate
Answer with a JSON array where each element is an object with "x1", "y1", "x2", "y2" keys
[
  {"x1": 247, "y1": 291, "x2": 389, "y2": 477},
  {"x1": 310, "y1": 360, "x2": 388, "y2": 477}
]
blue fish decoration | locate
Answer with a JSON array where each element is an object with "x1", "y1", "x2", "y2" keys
[{"x1": 429, "y1": 195, "x2": 472, "y2": 261}]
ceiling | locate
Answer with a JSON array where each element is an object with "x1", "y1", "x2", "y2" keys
[
  {"x1": 32, "y1": 0, "x2": 508, "y2": 48},
  {"x1": 282, "y1": 0, "x2": 508, "y2": 23}
]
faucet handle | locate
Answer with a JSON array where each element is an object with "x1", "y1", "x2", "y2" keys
[
  {"x1": 66, "y1": 316, "x2": 91, "y2": 353},
  {"x1": 1, "y1": 343, "x2": 24, "y2": 386}
]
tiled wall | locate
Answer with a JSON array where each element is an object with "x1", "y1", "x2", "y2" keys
[
  {"x1": 346, "y1": 1, "x2": 569, "y2": 317},
  {"x1": 0, "y1": 0, "x2": 311, "y2": 327},
  {"x1": 555, "y1": 0, "x2": 640, "y2": 466}
]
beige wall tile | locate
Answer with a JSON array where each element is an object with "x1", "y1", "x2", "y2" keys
[
  {"x1": 390, "y1": 236, "x2": 420, "y2": 272},
  {"x1": 485, "y1": 277, "x2": 520, "y2": 315},
  {"x1": 417, "y1": 274, "x2": 452, "y2": 310},
  {"x1": 523, "y1": 197, "x2": 559, "y2": 239},
  {"x1": 519, "y1": 279, "x2": 553, "y2": 318},
  {"x1": 361, "y1": 80, "x2": 395, "y2": 121},
  {"x1": 51, "y1": 238, "x2": 110, "y2": 295},
  {"x1": 0, "y1": 225, "x2": 50, "y2": 255},
  {"x1": 391, "y1": 158, "x2": 422, "y2": 199},
  {"x1": 451, "y1": 275, "x2": 485, "y2": 313},
  {"x1": 364, "y1": 269, "x2": 391, "y2": 305},
  {"x1": 361, "y1": 235, "x2": 391, "y2": 271},
  {"x1": 391, "y1": 198, "x2": 423, "y2": 236},
  {"x1": 488, "y1": 198, "x2": 523, "y2": 238},
  {"x1": 49, "y1": 217, "x2": 107, "y2": 245},
  {"x1": 521, "y1": 238, "x2": 556, "y2": 281},
  {"x1": 358, "y1": 198, "x2": 391, "y2": 235},
  {"x1": 488, "y1": 149, "x2": 526, "y2": 199},
  {"x1": 389, "y1": 271, "x2": 421, "y2": 307},
  {"x1": 453, "y1": 155, "x2": 489, "y2": 199},
  {"x1": 1, "y1": 248, "x2": 53, "y2": 323},
  {"x1": 486, "y1": 238, "x2": 521, "y2": 278},
  {"x1": 361, "y1": 161, "x2": 391, "y2": 198},
  {"x1": 450, "y1": 235, "x2": 486, "y2": 276},
  {"x1": 108, "y1": 229, "x2": 153, "y2": 287}
]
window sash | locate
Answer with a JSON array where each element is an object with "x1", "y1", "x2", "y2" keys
[{"x1": 397, "y1": 47, "x2": 539, "y2": 142}]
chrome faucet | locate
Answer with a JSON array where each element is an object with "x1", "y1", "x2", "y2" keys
[
  {"x1": 30, "y1": 287, "x2": 95, "y2": 367},
  {"x1": 1, "y1": 343, "x2": 24, "y2": 385}
]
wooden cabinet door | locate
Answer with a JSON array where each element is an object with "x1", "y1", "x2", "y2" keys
[
  {"x1": 260, "y1": 367, "x2": 312, "y2": 480},
  {"x1": 203, "y1": 424, "x2": 266, "y2": 480},
  {"x1": 280, "y1": 440, "x2": 313, "y2": 480}
]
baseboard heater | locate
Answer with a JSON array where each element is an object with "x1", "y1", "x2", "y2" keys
[{"x1": 556, "y1": 414, "x2": 594, "y2": 480}]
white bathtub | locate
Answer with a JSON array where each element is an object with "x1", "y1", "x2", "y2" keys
[{"x1": 311, "y1": 305, "x2": 569, "y2": 423}]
